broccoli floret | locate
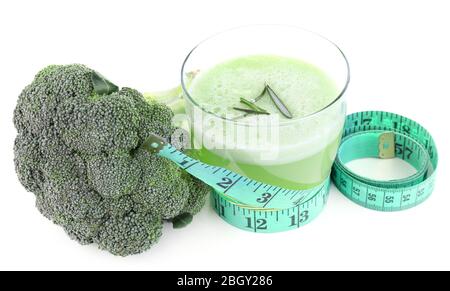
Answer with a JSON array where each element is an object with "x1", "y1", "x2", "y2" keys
[
  {"x1": 132, "y1": 149, "x2": 191, "y2": 219},
  {"x1": 86, "y1": 150, "x2": 141, "y2": 199},
  {"x1": 182, "y1": 172, "x2": 210, "y2": 215},
  {"x1": 95, "y1": 212, "x2": 163, "y2": 256},
  {"x1": 13, "y1": 64, "x2": 209, "y2": 256}
]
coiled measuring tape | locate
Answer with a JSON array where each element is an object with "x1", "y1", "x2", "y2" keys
[{"x1": 144, "y1": 111, "x2": 437, "y2": 233}]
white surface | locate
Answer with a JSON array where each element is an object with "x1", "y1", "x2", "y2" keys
[
  {"x1": 0, "y1": 0, "x2": 449, "y2": 271},
  {"x1": 347, "y1": 158, "x2": 418, "y2": 181}
]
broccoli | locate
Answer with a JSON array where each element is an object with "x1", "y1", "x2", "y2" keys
[{"x1": 13, "y1": 64, "x2": 209, "y2": 256}]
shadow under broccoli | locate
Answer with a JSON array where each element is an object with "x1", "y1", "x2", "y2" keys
[{"x1": 13, "y1": 64, "x2": 209, "y2": 256}]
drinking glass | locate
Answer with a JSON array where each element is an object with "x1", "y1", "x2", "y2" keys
[{"x1": 181, "y1": 25, "x2": 349, "y2": 189}]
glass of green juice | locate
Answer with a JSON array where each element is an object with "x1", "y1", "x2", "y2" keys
[{"x1": 181, "y1": 25, "x2": 349, "y2": 190}]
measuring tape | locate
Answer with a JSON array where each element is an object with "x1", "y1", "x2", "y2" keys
[{"x1": 143, "y1": 111, "x2": 437, "y2": 233}]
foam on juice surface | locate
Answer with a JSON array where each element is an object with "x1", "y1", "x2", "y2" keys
[
  {"x1": 190, "y1": 55, "x2": 338, "y2": 119},
  {"x1": 188, "y1": 54, "x2": 344, "y2": 165}
]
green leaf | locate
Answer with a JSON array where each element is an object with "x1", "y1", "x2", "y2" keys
[
  {"x1": 239, "y1": 97, "x2": 269, "y2": 113},
  {"x1": 253, "y1": 86, "x2": 267, "y2": 102},
  {"x1": 265, "y1": 83, "x2": 293, "y2": 119},
  {"x1": 91, "y1": 71, "x2": 119, "y2": 95},
  {"x1": 233, "y1": 107, "x2": 270, "y2": 115},
  {"x1": 172, "y1": 213, "x2": 193, "y2": 229}
]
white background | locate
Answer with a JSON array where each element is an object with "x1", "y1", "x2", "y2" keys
[{"x1": 0, "y1": 0, "x2": 449, "y2": 271}]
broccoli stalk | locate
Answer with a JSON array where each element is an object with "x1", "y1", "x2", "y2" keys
[
  {"x1": 143, "y1": 70, "x2": 198, "y2": 115},
  {"x1": 13, "y1": 65, "x2": 209, "y2": 256},
  {"x1": 143, "y1": 86, "x2": 186, "y2": 115}
]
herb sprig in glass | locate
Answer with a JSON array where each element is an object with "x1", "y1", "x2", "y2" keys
[{"x1": 232, "y1": 83, "x2": 293, "y2": 120}]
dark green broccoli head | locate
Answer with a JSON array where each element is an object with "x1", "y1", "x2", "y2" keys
[{"x1": 13, "y1": 64, "x2": 209, "y2": 256}]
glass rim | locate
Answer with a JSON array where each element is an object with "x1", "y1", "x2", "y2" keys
[{"x1": 181, "y1": 24, "x2": 350, "y2": 126}]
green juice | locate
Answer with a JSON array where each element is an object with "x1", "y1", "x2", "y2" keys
[{"x1": 186, "y1": 55, "x2": 345, "y2": 189}]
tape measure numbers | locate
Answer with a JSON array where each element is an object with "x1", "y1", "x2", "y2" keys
[
  {"x1": 143, "y1": 111, "x2": 437, "y2": 233},
  {"x1": 333, "y1": 111, "x2": 437, "y2": 211}
]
